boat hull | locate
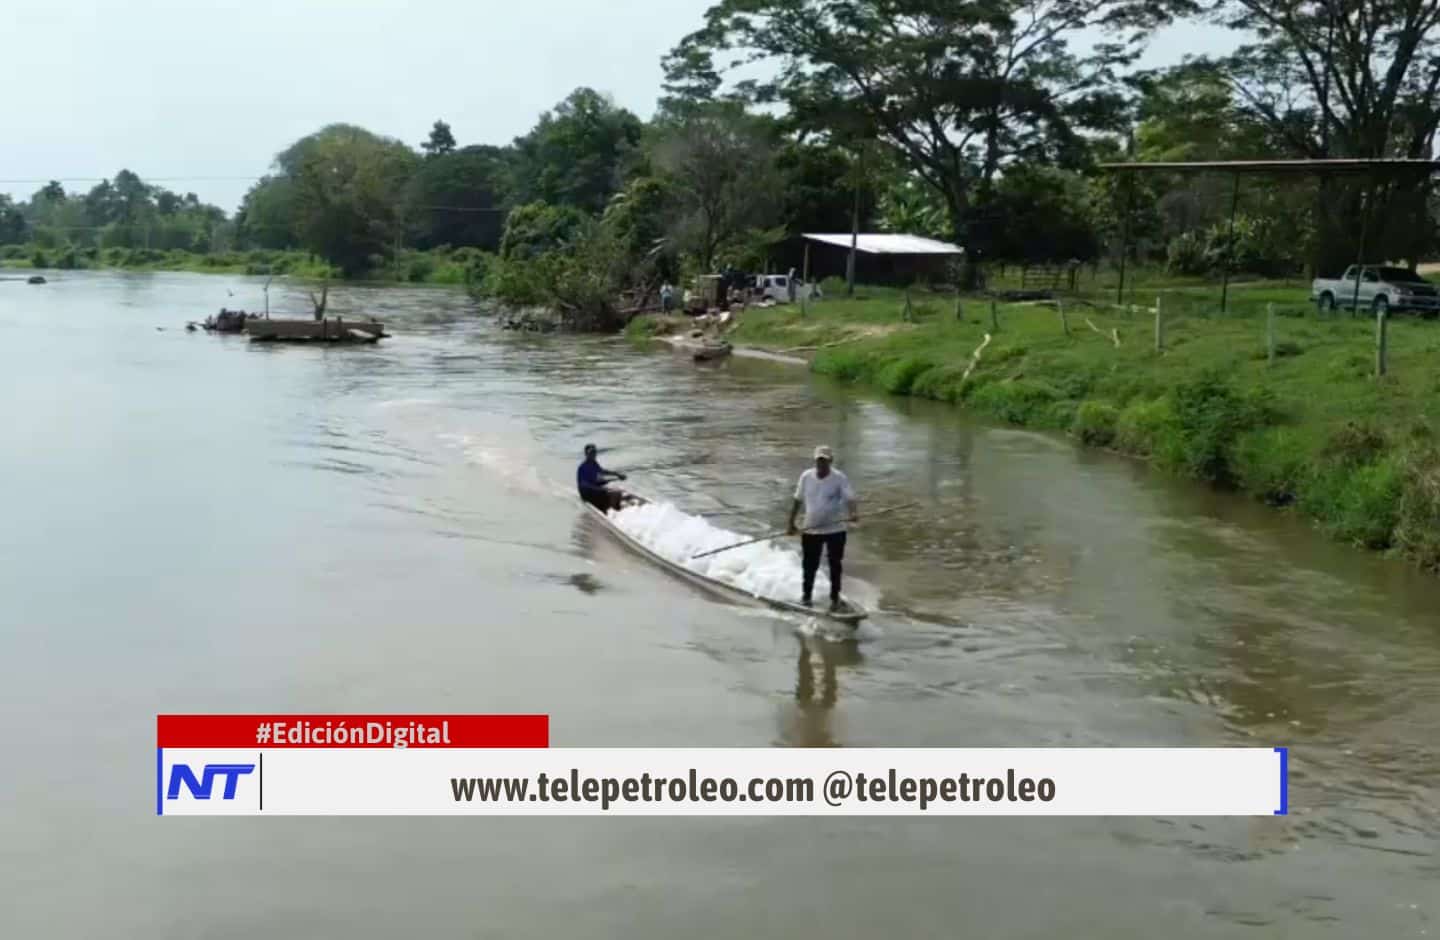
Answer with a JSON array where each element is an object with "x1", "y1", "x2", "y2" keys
[
  {"x1": 244, "y1": 318, "x2": 386, "y2": 342},
  {"x1": 583, "y1": 494, "x2": 867, "y2": 625}
]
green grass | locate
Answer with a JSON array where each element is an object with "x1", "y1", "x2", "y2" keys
[{"x1": 628, "y1": 279, "x2": 1440, "y2": 570}]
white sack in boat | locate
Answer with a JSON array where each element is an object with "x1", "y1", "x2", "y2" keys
[{"x1": 610, "y1": 501, "x2": 830, "y2": 602}]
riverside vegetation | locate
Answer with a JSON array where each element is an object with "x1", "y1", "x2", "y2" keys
[
  {"x1": 6, "y1": 1, "x2": 1440, "y2": 318},
  {"x1": 631, "y1": 274, "x2": 1440, "y2": 571}
]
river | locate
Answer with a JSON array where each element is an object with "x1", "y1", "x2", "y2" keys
[{"x1": 1, "y1": 270, "x2": 1436, "y2": 938}]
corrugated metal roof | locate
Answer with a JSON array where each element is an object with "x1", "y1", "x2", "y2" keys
[{"x1": 802, "y1": 233, "x2": 964, "y2": 255}]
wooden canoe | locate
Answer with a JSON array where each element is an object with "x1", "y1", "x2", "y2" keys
[
  {"x1": 583, "y1": 491, "x2": 868, "y2": 625},
  {"x1": 692, "y1": 341, "x2": 733, "y2": 361}
]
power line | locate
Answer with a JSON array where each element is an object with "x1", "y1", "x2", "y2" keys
[{"x1": 0, "y1": 176, "x2": 267, "y2": 184}]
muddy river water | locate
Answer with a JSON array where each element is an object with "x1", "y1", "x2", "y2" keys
[{"x1": 1, "y1": 271, "x2": 1436, "y2": 937}]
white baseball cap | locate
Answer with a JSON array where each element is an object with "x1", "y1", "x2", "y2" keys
[{"x1": 814, "y1": 445, "x2": 833, "y2": 461}]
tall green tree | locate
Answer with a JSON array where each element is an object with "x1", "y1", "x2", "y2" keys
[
  {"x1": 509, "y1": 88, "x2": 644, "y2": 214},
  {"x1": 666, "y1": 0, "x2": 1190, "y2": 240},
  {"x1": 422, "y1": 120, "x2": 457, "y2": 158},
  {"x1": 406, "y1": 145, "x2": 507, "y2": 250},
  {"x1": 652, "y1": 103, "x2": 782, "y2": 271},
  {"x1": 280, "y1": 124, "x2": 419, "y2": 275},
  {"x1": 1208, "y1": 0, "x2": 1440, "y2": 269},
  {"x1": 237, "y1": 176, "x2": 300, "y2": 249},
  {"x1": 775, "y1": 141, "x2": 879, "y2": 236},
  {"x1": 0, "y1": 195, "x2": 26, "y2": 244}
]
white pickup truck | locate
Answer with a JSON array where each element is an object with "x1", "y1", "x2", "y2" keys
[
  {"x1": 1311, "y1": 265, "x2": 1440, "y2": 315},
  {"x1": 753, "y1": 273, "x2": 821, "y2": 304}
]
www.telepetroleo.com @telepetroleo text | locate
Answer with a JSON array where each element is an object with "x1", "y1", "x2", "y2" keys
[{"x1": 448, "y1": 767, "x2": 1057, "y2": 810}]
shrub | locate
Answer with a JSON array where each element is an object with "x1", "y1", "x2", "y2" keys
[
  {"x1": 910, "y1": 365, "x2": 967, "y2": 402},
  {"x1": 1327, "y1": 421, "x2": 1387, "y2": 468},
  {"x1": 1166, "y1": 231, "x2": 1207, "y2": 276},
  {"x1": 1162, "y1": 371, "x2": 1276, "y2": 483},
  {"x1": 1114, "y1": 397, "x2": 1176, "y2": 457},
  {"x1": 1395, "y1": 446, "x2": 1440, "y2": 570},
  {"x1": 812, "y1": 347, "x2": 873, "y2": 383},
  {"x1": 1074, "y1": 401, "x2": 1121, "y2": 446},
  {"x1": 876, "y1": 356, "x2": 933, "y2": 395},
  {"x1": 1233, "y1": 427, "x2": 1312, "y2": 505},
  {"x1": 1305, "y1": 460, "x2": 1402, "y2": 549},
  {"x1": 969, "y1": 379, "x2": 1060, "y2": 425},
  {"x1": 30, "y1": 247, "x2": 48, "y2": 268}
]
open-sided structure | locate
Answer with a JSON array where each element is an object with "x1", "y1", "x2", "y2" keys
[
  {"x1": 794, "y1": 232, "x2": 964, "y2": 286},
  {"x1": 1100, "y1": 158, "x2": 1440, "y2": 312}
]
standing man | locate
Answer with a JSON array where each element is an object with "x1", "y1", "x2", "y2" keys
[
  {"x1": 577, "y1": 443, "x2": 627, "y2": 512},
  {"x1": 787, "y1": 446, "x2": 859, "y2": 611}
]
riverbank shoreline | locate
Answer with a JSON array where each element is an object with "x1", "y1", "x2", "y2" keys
[
  {"x1": 630, "y1": 283, "x2": 1440, "y2": 572},
  {"x1": 0, "y1": 246, "x2": 481, "y2": 287}
]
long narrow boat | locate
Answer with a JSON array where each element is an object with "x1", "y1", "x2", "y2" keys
[{"x1": 583, "y1": 490, "x2": 868, "y2": 625}]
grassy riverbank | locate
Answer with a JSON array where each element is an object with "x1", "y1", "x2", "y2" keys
[
  {"x1": 0, "y1": 245, "x2": 483, "y2": 286},
  {"x1": 632, "y1": 277, "x2": 1440, "y2": 569}
]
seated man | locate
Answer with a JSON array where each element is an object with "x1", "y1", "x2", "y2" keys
[{"x1": 577, "y1": 443, "x2": 627, "y2": 512}]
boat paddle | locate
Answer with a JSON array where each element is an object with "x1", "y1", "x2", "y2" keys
[{"x1": 689, "y1": 501, "x2": 919, "y2": 560}]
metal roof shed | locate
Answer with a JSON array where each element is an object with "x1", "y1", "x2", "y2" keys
[
  {"x1": 801, "y1": 233, "x2": 965, "y2": 255},
  {"x1": 796, "y1": 233, "x2": 964, "y2": 288}
]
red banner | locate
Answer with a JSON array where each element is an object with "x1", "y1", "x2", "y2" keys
[{"x1": 157, "y1": 714, "x2": 548, "y2": 748}]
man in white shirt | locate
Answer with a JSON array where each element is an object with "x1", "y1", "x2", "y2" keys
[{"x1": 786, "y1": 445, "x2": 859, "y2": 611}]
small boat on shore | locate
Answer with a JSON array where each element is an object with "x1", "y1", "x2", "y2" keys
[
  {"x1": 583, "y1": 491, "x2": 868, "y2": 625},
  {"x1": 691, "y1": 340, "x2": 733, "y2": 362}
]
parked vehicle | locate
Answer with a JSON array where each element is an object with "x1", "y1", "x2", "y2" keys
[
  {"x1": 752, "y1": 273, "x2": 821, "y2": 304},
  {"x1": 1311, "y1": 265, "x2": 1440, "y2": 316}
]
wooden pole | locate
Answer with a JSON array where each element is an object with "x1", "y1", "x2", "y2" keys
[
  {"x1": 954, "y1": 284, "x2": 963, "y2": 321},
  {"x1": 1376, "y1": 305, "x2": 1388, "y2": 378},
  {"x1": 1154, "y1": 294, "x2": 1163, "y2": 353},
  {"x1": 1267, "y1": 303, "x2": 1276, "y2": 365},
  {"x1": 1057, "y1": 297, "x2": 1070, "y2": 337},
  {"x1": 1220, "y1": 173, "x2": 1241, "y2": 314},
  {"x1": 1351, "y1": 181, "x2": 1373, "y2": 318},
  {"x1": 801, "y1": 241, "x2": 810, "y2": 317},
  {"x1": 990, "y1": 297, "x2": 999, "y2": 332},
  {"x1": 1116, "y1": 174, "x2": 1133, "y2": 305},
  {"x1": 903, "y1": 285, "x2": 913, "y2": 322},
  {"x1": 846, "y1": 151, "x2": 861, "y2": 297}
]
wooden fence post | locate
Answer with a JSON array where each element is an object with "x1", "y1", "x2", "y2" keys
[
  {"x1": 800, "y1": 241, "x2": 810, "y2": 318},
  {"x1": 903, "y1": 285, "x2": 913, "y2": 322},
  {"x1": 1058, "y1": 297, "x2": 1070, "y2": 337},
  {"x1": 990, "y1": 297, "x2": 999, "y2": 332},
  {"x1": 1376, "y1": 306, "x2": 1388, "y2": 378},
  {"x1": 1267, "y1": 303, "x2": 1276, "y2": 366},
  {"x1": 1154, "y1": 295, "x2": 1163, "y2": 353},
  {"x1": 955, "y1": 285, "x2": 963, "y2": 321}
]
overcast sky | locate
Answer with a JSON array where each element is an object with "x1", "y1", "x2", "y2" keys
[{"x1": 3, "y1": 0, "x2": 1240, "y2": 214}]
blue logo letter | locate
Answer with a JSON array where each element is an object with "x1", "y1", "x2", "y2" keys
[{"x1": 166, "y1": 763, "x2": 255, "y2": 800}]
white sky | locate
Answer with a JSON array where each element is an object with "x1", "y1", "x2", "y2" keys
[{"x1": 1, "y1": 0, "x2": 1240, "y2": 214}]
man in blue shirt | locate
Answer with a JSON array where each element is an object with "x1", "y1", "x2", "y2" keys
[{"x1": 577, "y1": 443, "x2": 627, "y2": 512}]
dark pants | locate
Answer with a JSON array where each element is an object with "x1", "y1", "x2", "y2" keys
[
  {"x1": 579, "y1": 486, "x2": 615, "y2": 512},
  {"x1": 801, "y1": 531, "x2": 847, "y2": 602}
]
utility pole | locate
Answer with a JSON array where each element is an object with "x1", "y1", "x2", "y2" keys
[{"x1": 847, "y1": 144, "x2": 862, "y2": 297}]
